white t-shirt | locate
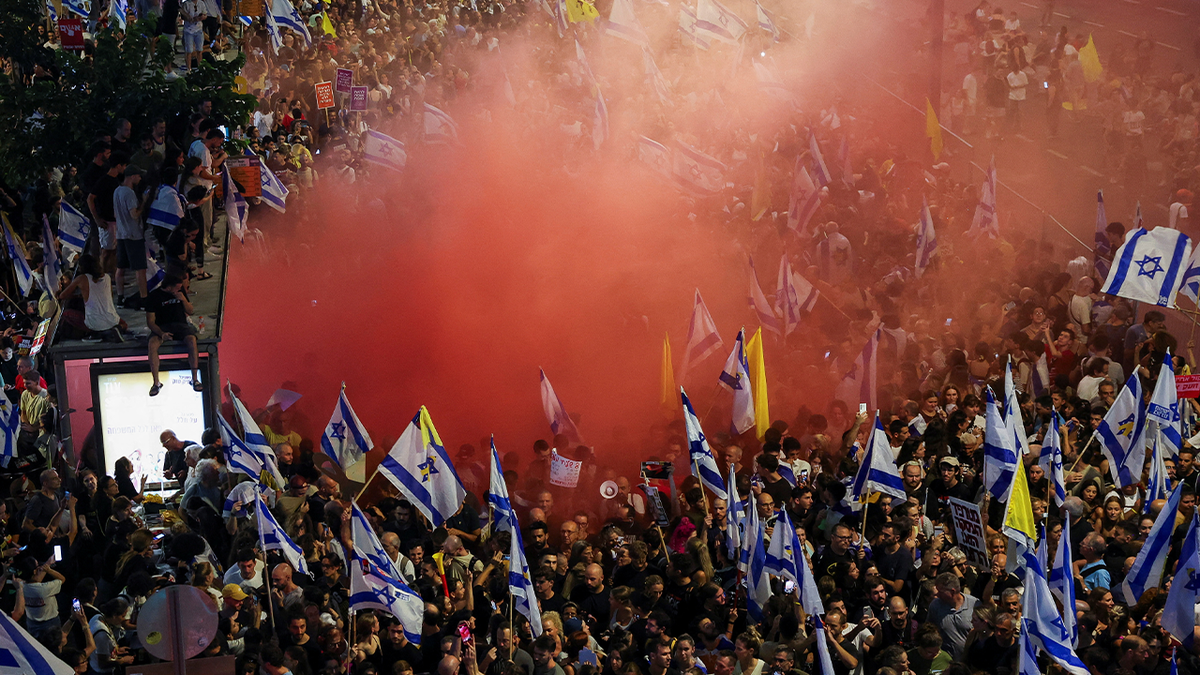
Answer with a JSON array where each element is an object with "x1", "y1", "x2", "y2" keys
[
  {"x1": 1007, "y1": 71, "x2": 1029, "y2": 101},
  {"x1": 23, "y1": 579, "x2": 62, "y2": 622},
  {"x1": 181, "y1": 0, "x2": 205, "y2": 35},
  {"x1": 1170, "y1": 202, "x2": 1189, "y2": 229},
  {"x1": 188, "y1": 139, "x2": 213, "y2": 188},
  {"x1": 222, "y1": 559, "x2": 266, "y2": 592},
  {"x1": 1124, "y1": 110, "x2": 1146, "y2": 136}
]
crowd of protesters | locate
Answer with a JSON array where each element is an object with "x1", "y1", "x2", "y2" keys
[{"x1": 6, "y1": 0, "x2": 1200, "y2": 674}]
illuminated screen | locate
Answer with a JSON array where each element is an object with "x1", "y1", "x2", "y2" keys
[{"x1": 95, "y1": 368, "x2": 206, "y2": 484}]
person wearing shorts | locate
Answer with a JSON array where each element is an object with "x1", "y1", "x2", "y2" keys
[
  {"x1": 113, "y1": 165, "x2": 148, "y2": 309},
  {"x1": 145, "y1": 275, "x2": 202, "y2": 397},
  {"x1": 180, "y1": 0, "x2": 205, "y2": 71}
]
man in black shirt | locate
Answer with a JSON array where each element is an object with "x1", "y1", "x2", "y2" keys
[
  {"x1": 77, "y1": 142, "x2": 111, "y2": 196},
  {"x1": 926, "y1": 457, "x2": 972, "y2": 521},
  {"x1": 86, "y1": 152, "x2": 126, "y2": 274},
  {"x1": 814, "y1": 522, "x2": 860, "y2": 581},
  {"x1": 754, "y1": 453, "x2": 793, "y2": 506},
  {"x1": 380, "y1": 617, "x2": 423, "y2": 671},
  {"x1": 145, "y1": 275, "x2": 201, "y2": 397},
  {"x1": 873, "y1": 521, "x2": 914, "y2": 598}
]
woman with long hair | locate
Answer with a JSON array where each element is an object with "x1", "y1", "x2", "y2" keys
[
  {"x1": 56, "y1": 254, "x2": 125, "y2": 340},
  {"x1": 191, "y1": 561, "x2": 222, "y2": 609},
  {"x1": 93, "y1": 476, "x2": 119, "y2": 536},
  {"x1": 114, "y1": 529, "x2": 156, "y2": 590},
  {"x1": 113, "y1": 457, "x2": 145, "y2": 503}
]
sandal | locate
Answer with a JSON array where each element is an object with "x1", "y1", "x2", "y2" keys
[
  {"x1": 193, "y1": 271, "x2": 213, "y2": 281},
  {"x1": 192, "y1": 380, "x2": 204, "y2": 392},
  {"x1": 149, "y1": 383, "x2": 163, "y2": 397}
]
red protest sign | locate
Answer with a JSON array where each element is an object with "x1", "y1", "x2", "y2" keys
[
  {"x1": 335, "y1": 68, "x2": 353, "y2": 94},
  {"x1": 58, "y1": 18, "x2": 84, "y2": 51},
  {"x1": 315, "y1": 81, "x2": 335, "y2": 110},
  {"x1": 1177, "y1": 374, "x2": 1200, "y2": 398}
]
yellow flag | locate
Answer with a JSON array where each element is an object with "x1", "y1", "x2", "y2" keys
[
  {"x1": 320, "y1": 12, "x2": 337, "y2": 37},
  {"x1": 750, "y1": 146, "x2": 770, "y2": 222},
  {"x1": 660, "y1": 332, "x2": 677, "y2": 418},
  {"x1": 1079, "y1": 35, "x2": 1103, "y2": 83},
  {"x1": 745, "y1": 328, "x2": 770, "y2": 439},
  {"x1": 1002, "y1": 458, "x2": 1037, "y2": 545},
  {"x1": 925, "y1": 98, "x2": 943, "y2": 161},
  {"x1": 566, "y1": 0, "x2": 598, "y2": 22}
]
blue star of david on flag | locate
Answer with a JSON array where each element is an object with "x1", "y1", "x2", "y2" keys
[{"x1": 1137, "y1": 255, "x2": 1165, "y2": 278}]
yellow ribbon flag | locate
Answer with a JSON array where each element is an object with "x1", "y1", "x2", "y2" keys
[
  {"x1": 1002, "y1": 458, "x2": 1037, "y2": 546},
  {"x1": 925, "y1": 98, "x2": 943, "y2": 161},
  {"x1": 1079, "y1": 35, "x2": 1103, "y2": 83},
  {"x1": 745, "y1": 328, "x2": 770, "y2": 439},
  {"x1": 750, "y1": 146, "x2": 770, "y2": 222},
  {"x1": 660, "y1": 332, "x2": 677, "y2": 418},
  {"x1": 566, "y1": 0, "x2": 598, "y2": 23},
  {"x1": 320, "y1": 12, "x2": 337, "y2": 37}
]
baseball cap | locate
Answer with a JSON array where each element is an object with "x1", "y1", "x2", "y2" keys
[
  {"x1": 939, "y1": 456, "x2": 961, "y2": 468},
  {"x1": 222, "y1": 583, "x2": 248, "y2": 601},
  {"x1": 123, "y1": 165, "x2": 144, "y2": 178}
]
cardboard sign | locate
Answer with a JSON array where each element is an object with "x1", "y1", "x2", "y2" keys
[
  {"x1": 336, "y1": 68, "x2": 354, "y2": 94},
  {"x1": 237, "y1": 0, "x2": 263, "y2": 16},
  {"x1": 29, "y1": 319, "x2": 50, "y2": 358},
  {"x1": 223, "y1": 157, "x2": 262, "y2": 197},
  {"x1": 315, "y1": 81, "x2": 335, "y2": 110},
  {"x1": 1177, "y1": 374, "x2": 1200, "y2": 398},
  {"x1": 947, "y1": 497, "x2": 990, "y2": 567},
  {"x1": 58, "y1": 18, "x2": 84, "y2": 51},
  {"x1": 350, "y1": 86, "x2": 368, "y2": 112},
  {"x1": 549, "y1": 450, "x2": 582, "y2": 488}
]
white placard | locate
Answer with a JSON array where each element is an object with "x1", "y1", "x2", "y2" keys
[
  {"x1": 947, "y1": 497, "x2": 990, "y2": 567},
  {"x1": 549, "y1": 450, "x2": 582, "y2": 488}
]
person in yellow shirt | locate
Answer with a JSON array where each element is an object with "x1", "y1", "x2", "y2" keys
[{"x1": 18, "y1": 371, "x2": 50, "y2": 463}]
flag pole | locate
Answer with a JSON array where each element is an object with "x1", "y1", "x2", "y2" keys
[
  {"x1": 354, "y1": 464, "x2": 382, "y2": 502},
  {"x1": 1067, "y1": 434, "x2": 1096, "y2": 474},
  {"x1": 691, "y1": 456, "x2": 710, "y2": 514},
  {"x1": 507, "y1": 597, "x2": 514, "y2": 661},
  {"x1": 256, "y1": 501, "x2": 278, "y2": 634}
]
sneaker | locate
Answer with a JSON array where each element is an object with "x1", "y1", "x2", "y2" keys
[{"x1": 116, "y1": 295, "x2": 125, "y2": 307}]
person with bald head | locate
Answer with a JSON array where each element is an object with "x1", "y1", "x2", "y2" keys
[
  {"x1": 271, "y1": 562, "x2": 304, "y2": 611},
  {"x1": 381, "y1": 531, "x2": 417, "y2": 583},
  {"x1": 443, "y1": 534, "x2": 483, "y2": 590},
  {"x1": 570, "y1": 562, "x2": 609, "y2": 630},
  {"x1": 159, "y1": 429, "x2": 200, "y2": 480}
]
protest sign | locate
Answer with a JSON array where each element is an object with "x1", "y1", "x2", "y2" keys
[
  {"x1": 315, "y1": 81, "x2": 335, "y2": 109},
  {"x1": 948, "y1": 497, "x2": 990, "y2": 567},
  {"x1": 1177, "y1": 374, "x2": 1200, "y2": 398},
  {"x1": 350, "y1": 86, "x2": 369, "y2": 112},
  {"x1": 549, "y1": 450, "x2": 582, "y2": 488},
  {"x1": 335, "y1": 68, "x2": 353, "y2": 94},
  {"x1": 58, "y1": 19, "x2": 84, "y2": 51}
]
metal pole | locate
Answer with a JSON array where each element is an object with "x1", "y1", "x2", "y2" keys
[{"x1": 929, "y1": 0, "x2": 945, "y2": 125}]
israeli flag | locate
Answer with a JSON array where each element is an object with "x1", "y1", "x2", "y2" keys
[
  {"x1": 908, "y1": 415, "x2": 927, "y2": 439},
  {"x1": 638, "y1": 136, "x2": 673, "y2": 179},
  {"x1": 2, "y1": 217, "x2": 33, "y2": 297},
  {"x1": 1146, "y1": 429, "x2": 1170, "y2": 508},
  {"x1": 363, "y1": 129, "x2": 407, "y2": 173},
  {"x1": 642, "y1": 47, "x2": 672, "y2": 105},
  {"x1": 969, "y1": 157, "x2": 1000, "y2": 239},
  {"x1": 223, "y1": 166, "x2": 248, "y2": 243},
  {"x1": 539, "y1": 369, "x2": 581, "y2": 443},
  {"x1": 237, "y1": 15, "x2": 253, "y2": 25},
  {"x1": 1030, "y1": 352, "x2": 1051, "y2": 398},
  {"x1": 46, "y1": 0, "x2": 57, "y2": 22},
  {"x1": 0, "y1": 397, "x2": 18, "y2": 468},
  {"x1": 678, "y1": 4, "x2": 711, "y2": 49},
  {"x1": 144, "y1": 244, "x2": 165, "y2": 293},
  {"x1": 839, "y1": 137, "x2": 853, "y2": 187},
  {"x1": 777, "y1": 255, "x2": 816, "y2": 336},
  {"x1": 724, "y1": 461, "x2": 742, "y2": 563},
  {"x1": 264, "y1": 6, "x2": 282, "y2": 52},
  {"x1": 742, "y1": 492, "x2": 771, "y2": 621},
  {"x1": 41, "y1": 216, "x2": 60, "y2": 295},
  {"x1": 1100, "y1": 227, "x2": 1192, "y2": 307},
  {"x1": 680, "y1": 289, "x2": 724, "y2": 379},
  {"x1": 915, "y1": 197, "x2": 937, "y2": 277},
  {"x1": 320, "y1": 385, "x2": 374, "y2": 483},
  {"x1": 228, "y1": 384, "x2": 285, "y2": 480},
  {"x1": 592, "y1": 86, "x2": 609, "y2": 150},
  {"x1": 257, "y1": 157, "x2": 289, "y2": 213},
  {"x1": 487, "y1": 438, "x2": 516, "y2": 534},
  {"x1": 1038, "y1": 410, "x2": 1067, "y2": 507},
  {"x1": 64, "y1": 0, "x2": 87, "y2": 17},
  {"x1": 349, "y1": 551, "x2": 424, "y2": 644},
  {"x1": 508, "y1": 513, "x2": 543, "y2": 636},
  {"x1": 111, "y1": 0, "x2": 127, "y2": 28},
  {"x1": 1022, "y1": 550, "x2": 1089, "y2": 675},
  {"x1": 673, "y1": 141, "x2": 726, "y2": 196},
  {"x1": 787, "y1": 159, "x2": 821, "y2": 235},
  {"x1": 755, "y1": 0, "x2": 778, "y2": 40},
  {"x1": 423, "y1": 103, "x2": 459, "y2": 145},
  {"x1": 257, "y1": 493, "x2": 309, "y2": 576},
  {"x1": 606, "y1": 0, "x2": 651, "y2": 47},
  {"x1": 764, "y1": 508, "x2": 799, "y2": 579},
  {"x1": 852, "y1": 413, "x2": 907, "y2": 501},
  {"x1": 809, "y1": 134, "x2": 831, "y2": 187},
  {"x1": 1005, "y1": 359, "x2": 1030, "y2": 456},
  {"x1": 223, "y1": 480, "x2": 265, "y2": 518},
  {"x1": 814, "y1": 615, "x2": 837, "y2": 675},
  {"x1": 1095, "y1": 373, "x2": 1149, "y2": 487},
  {"x1": 147, "y1": 184, "x2": 184, "y2": 230},
  {"x1": 378, "y1": 406, "x2": 466, "y2": 527},
  {"x1": 836, "y1": 329, "x2": 879, "y2": 412},
  {"x1": 747, "y1": 257, "x2": 782, "y2": 336},
  {"x1": 58, "y1": 202, "x2": 91, "y2": 252},
  {"x1": 753, "y1": 60, "x2": 793, "y2": 104},
  {"x1": 695, "y1": 0, "x2": 746, "y2": 45},
  {"x1": 217, "y1": 415, "x2": 286, "y2": 489},
  {"x1": 718, "y1": 329, "x2": 756, "y2": 436},
  {"x1": 983, "y1": 387, "x2": 1018, "y2": 500},
  {"x1": 268, "y1": 0, "x2": 312, "y2": 47},
  {"x1": 1179, "y1": 243, "x2": 1200, "y2": 307},
  {"x1": 0, "y1": 606, "x2": 76, "y2": 674},
  {"x1": 350, "y1": 502, "x2": 405, "y2": 582},
  {"x1": 1018, "y1": 619, "x2": 1041, "y2": 675},
  {"x1": 1121, "y1": 481, "x2": 1183, "y2": 605},
  {"x1": 1047, "y1": 516, "x2": 1077, "y2": 647},
  {"x1": 1161, "y1": 511, "x2": 1200, "y2": 648},
  {"x1": 1095, "y1": 190, "x2": 1110, "y2": 278},
  {"x1": 1148, "y1": 349, "x2": 1182, "y2": 458},
  {"x1": 681, "y1": 387, "x2": 729, "y2": 500}
]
